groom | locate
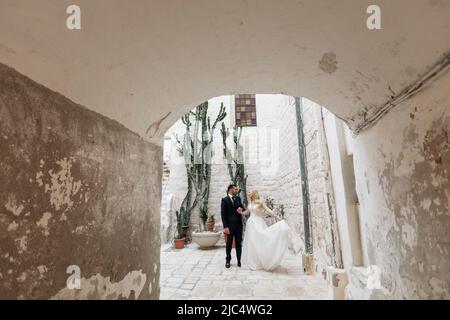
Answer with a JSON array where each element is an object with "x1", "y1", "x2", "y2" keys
[{"x1": 221, "y1": 184, "x2": 245, "y2": 268}]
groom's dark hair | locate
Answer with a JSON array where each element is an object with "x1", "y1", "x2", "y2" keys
[{"x1": 227, "y1": 184, "x2": 237, "y2": 193}]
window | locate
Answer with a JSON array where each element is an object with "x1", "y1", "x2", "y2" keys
[{"x1": 235, "y1": 94, "x2": 257, "y2": 126}]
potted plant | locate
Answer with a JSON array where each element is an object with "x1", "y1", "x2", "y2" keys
[
  {"x1": 173, "y1": 211, "x2": 185, "y2": 249},
  {"x1": 205, "y1": 214, "x2": 215, "y2": 231}
]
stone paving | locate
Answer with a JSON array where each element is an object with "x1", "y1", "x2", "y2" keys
[{"x1": 160, "y1": 243, "x2": 332, "y2": 300}]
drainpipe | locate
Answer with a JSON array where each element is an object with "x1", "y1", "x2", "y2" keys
[{"x1": 295, "y1": 97, "x2": 314, "y2": 273}]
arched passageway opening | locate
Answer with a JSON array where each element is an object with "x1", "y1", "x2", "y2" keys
[{"x1": 158, "y1": 93, "x2": 367, "y2": 299}]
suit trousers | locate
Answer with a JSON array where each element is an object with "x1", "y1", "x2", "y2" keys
[{"x1": 226, "y1": 223, "x2": 242, "y2": 263}]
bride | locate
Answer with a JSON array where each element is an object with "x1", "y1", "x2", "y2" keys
[{"x1": 238, "y1": 190, "x2": 292, "y2": 271}]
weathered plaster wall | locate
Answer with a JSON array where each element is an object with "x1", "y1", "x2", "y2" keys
[
  {"x1": 0, "y1": 63, "x2": 161, "y2": 299},
  {"x1": 350, "y1": 70, "x2": 450, "y2": 299}
]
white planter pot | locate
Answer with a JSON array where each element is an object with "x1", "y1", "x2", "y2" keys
[{"x1": 192, "y1": 231, "x2": 221, "y2": 248}]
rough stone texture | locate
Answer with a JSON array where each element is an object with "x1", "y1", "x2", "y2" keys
[
  {"x1": 0, "y1": 63, "x2": 161, "y2": 299},
  {"x1": 352, "y1": 69, "x2": 450, "y2": 299}
]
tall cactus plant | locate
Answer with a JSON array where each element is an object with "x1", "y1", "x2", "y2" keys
[
  {"x1": 196, "y1": 102, "x2": 227, "y2": 225},
  {"x1": 176, "y1": 101, "x2": 227, "y2": 228},
  {"x1": 220, "y1": 123, "x2": 248, "y2": 205},
  {"x1": 175, "y1": 113, "x2": 200, "y2": 233}
]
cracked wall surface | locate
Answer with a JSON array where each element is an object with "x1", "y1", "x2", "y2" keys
[
  {"x1": 0, "y1": 63, "x2": 162, "y2": 299},
  {"x1": 351, "y1": 68, "x2": 450, "y2": 299}
]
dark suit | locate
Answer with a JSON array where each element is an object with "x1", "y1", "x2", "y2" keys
[{"x1": 221, "y1": 195, "x2": 245, "y2": 263}]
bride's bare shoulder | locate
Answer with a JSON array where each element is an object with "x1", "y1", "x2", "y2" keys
[{"x1": 254, "y1": 200, "x2": 264, "y2": 206}]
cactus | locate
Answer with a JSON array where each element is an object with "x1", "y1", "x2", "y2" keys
[
  {"x1": 176, "y1": 101, "x2": 227, "y2": 229},
  {"x1": 196, "y1": 102, "x2": 226, "y2": 225},
  {"x1": 220, "y1": 123, "x2": 248, "y2": 205},
  {"x1": 175, "y1": 113, "x2": 199, "y2": 238},
  {"x1": 175, "y1": 210, "x2": 184, "y2": 239}
]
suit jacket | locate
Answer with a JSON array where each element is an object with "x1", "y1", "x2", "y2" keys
[{"x1": 221, "y1": 195, "x2": 245, "y2": 229}]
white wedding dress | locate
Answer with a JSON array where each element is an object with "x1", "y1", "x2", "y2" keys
[{"x1": 241, "y1": 202, "x2": 292, "y2": 271}]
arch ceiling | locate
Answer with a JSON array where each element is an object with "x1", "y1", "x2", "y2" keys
[{"x1": 0, "y1": 0, "x2": 449, "y2": 144}]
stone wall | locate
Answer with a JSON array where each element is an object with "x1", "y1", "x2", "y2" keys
[
  {"x1": 0, "y1": 63, "x2": 161, "y2": 299},
  {"x1": 349, "y1": 69, "x2": 450, "y2": 299}
]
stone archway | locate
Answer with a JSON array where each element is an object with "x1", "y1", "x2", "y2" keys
[{"x1": 0, "y1": 0, "x2": 449, "y2": 299}]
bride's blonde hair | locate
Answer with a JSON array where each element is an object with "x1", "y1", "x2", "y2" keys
[{"x1": 249, "y1": 190, "x2": 262, "y2": 202}]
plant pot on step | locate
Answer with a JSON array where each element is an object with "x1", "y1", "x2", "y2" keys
[{"x1": 173, "y1": 238, "x2": 185, "y2": 249}]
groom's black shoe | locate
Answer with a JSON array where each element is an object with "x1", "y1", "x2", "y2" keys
[
  {"x1": 237, "y1": 262, "x2": 241, "y2": 267},
  {"x1": 225, "y1": 261, "x2": 231, "y2": 268}
]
